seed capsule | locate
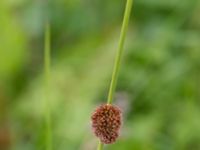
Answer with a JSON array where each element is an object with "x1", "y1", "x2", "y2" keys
[{"x1": 91, "y1": 104, "x2": 122, "y2": 144}]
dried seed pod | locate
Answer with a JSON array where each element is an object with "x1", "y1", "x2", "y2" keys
[{"x1": 91, "y1": 104, "x2": 122, "y2": 144}]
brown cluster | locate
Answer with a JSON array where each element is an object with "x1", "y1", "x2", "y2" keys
[{"x1": 91, "y1": 104, "x2": 122, "y2": 144}]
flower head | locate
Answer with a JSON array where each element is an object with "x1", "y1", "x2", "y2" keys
[{"x1": 91, "y1": 104, "x2": 122, "y2": 144}]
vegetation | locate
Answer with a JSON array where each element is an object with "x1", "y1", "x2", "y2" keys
[{"x1": 0, "y1": 0, "x2": 200, "y2": 150}]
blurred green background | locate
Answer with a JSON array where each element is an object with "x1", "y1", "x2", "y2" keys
[{"x1": 0, "y1": 0, "x2": 200, "y2": 150}]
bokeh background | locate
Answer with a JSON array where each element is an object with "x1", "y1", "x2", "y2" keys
[{"x1": 0, "y1": 0, "x2": 200, "y2": 150}]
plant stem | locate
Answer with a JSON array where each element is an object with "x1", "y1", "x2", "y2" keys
[
  {"x1": 44, "y1": 21, "x2": 53, "y2": 150},
  {"x1": 96, "y1": 0, "x2": 133, "y2": 149},
  {"x1": 97, "y1": 141, "x2": 104, "y2": 150},
  {"x1": 107, "y1": 0, "x2": 133, "y2": 104}
]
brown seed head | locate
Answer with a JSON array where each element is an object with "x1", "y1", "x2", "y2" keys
[{"x1": 91, "y1": 104, "x2": 122, "y2": 144}]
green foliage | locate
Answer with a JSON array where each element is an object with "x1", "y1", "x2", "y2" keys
[{"x1": 0, "y1": 0, "x2": 200, "y2": 150}]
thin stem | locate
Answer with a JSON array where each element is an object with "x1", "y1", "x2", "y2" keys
[
  {"x1": 44, "y1": 21, "x2": 53, "y2": 150},
  {"x1": 97, "y1": 141, "x2": 104, "y2": 150},
  {"x1": 107, "y1": 0, "x2": 133, "y2": 104}
]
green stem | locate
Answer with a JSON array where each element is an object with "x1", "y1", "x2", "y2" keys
[
  {"x1": 107, "y1": 0, "x2": 133, "y2": 104},
  {"x1": 97, "y1": 141, "x2": 104, "y2": 150},
  {"x1": 44, "y1": 21, "x2": 53, "y2": 150}
]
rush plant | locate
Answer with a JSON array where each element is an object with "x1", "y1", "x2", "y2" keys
[
  {"x1": 44, "y1": 0, "x2": 52, "y2": 149},
  {"x1": 44, "y1": 21, "x2": 53, "y2": 150},
  {"x1": 91, "y1": 0, "x2": 133, "y2": 149}
]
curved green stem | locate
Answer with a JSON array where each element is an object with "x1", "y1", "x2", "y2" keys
[
  {"x1": 95, "y1": 0, "x2": 133, "y2": 150},
  {"x1": 97, "y1": 141, "x2": 104, "y2": 150},
  {"x1": 44, "y1": 21, "x2": 53, "y2": 150},
  {"x1": 107, "y1": 0, "x2": 133, "y2": 104},
  {"x1": 97, "y1": 0, "x2": 133, "y2": 150}
]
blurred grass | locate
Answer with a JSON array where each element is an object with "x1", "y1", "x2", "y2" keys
[{"x1": 0, "y1": 0, "x2": 200, "y2": 150}]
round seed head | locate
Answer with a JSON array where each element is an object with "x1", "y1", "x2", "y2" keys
[{"x1": 91, "y1": 104, "x2": 122, "y2": 144}]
